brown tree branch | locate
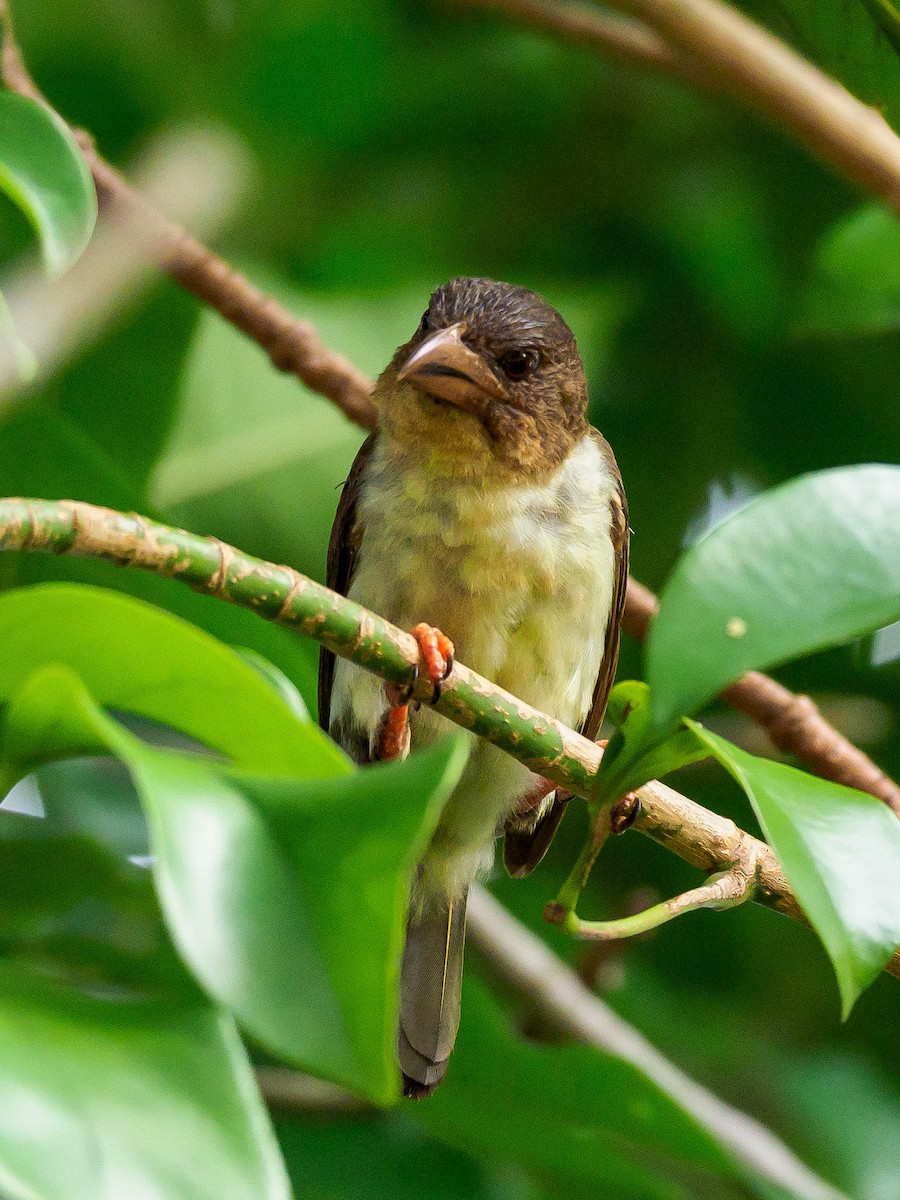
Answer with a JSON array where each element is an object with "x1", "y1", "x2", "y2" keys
[
  {"x1": 1, "y1": 5, "x2": 897, "y2": 819},
  {"x1": 449, "y1": 0, "x2": 705, "y2": 84},
  {"x1": 457, "y1": 0, "x2": 900, "y2": 212},
  {"x1": 0, "y1": 7, "x2": 377, "y2": 433}
]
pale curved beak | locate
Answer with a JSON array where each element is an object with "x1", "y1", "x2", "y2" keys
[{"x1": 398, "y1": 323, "x2": 507, "y2": 413}]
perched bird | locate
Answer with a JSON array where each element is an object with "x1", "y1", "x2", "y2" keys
[{"x1": 319, "y1": 277, "x2": 628, "y2": 1097}]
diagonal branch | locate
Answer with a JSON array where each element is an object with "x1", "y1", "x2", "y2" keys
[
  {"x1": 1, "y1": 496, "x2": 897, "y2": 980},
  {"x1": 449, "y1": 0, "x2": 705, "y2": 82},
  {"x1": 1, "y1": 4, "x2": 898, "y2": 816},
  {"x1": 0, "y1": 6, "x2": 377, "y2": 433},
  {"x1": 457, "y1": 0, "x2": 900, "y2": 212}
]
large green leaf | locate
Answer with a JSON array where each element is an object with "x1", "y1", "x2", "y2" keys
[
  {"x1": 647, "y1": 465, "x2": 900, "y2": 729},
  {"x1": 0, "y1": 959, "x2": 290, "y2": 1200},
  {"x1": 688, "y1": 723, "x2": 900, "y2": 1015},
  {"x1": 130, "y1": 737, "x2": 468, "y2": 1103},
  {"x1": 793, "y1": 205, "x2": 900, "y2": 338},
  {"x1": 1, "y1": 657, "x2": 469, "y2": 1103},
  {"x1": 0, "y1": 581, "x2": 344, "y2": 776},
  {"x1": 0, "y1": 803, "x2": 179, "y2": 989},
  {"x1": 414, "y1": 979, "x2": 757, "y2": 1200},
  {"x1": 0, "y1": 91, "x2": 96, "y2": 276}
]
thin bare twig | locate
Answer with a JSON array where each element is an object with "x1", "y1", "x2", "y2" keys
[{"x1": 0, "y1": 6, "x2": 897, "y2": 817}]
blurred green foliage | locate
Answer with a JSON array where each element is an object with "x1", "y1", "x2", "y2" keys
[{"x1": 0, "y1": 0, "x2": 898, "y2": 1197}]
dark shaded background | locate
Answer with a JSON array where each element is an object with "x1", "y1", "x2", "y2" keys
[{"x1": 1, "y1": 1, "x2": 897, "y2": 1196}]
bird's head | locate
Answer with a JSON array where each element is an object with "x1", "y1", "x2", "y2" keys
[{"x1": 373, "y1": 277, "x2": 589, "y2": 481}]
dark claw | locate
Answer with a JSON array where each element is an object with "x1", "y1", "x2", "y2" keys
[
  {"x1": 441, "y1": 650, "x2": 454, "y2": 680},
  {"x1": 386, "y1": 664, "x2": 418, "y2": 707}
]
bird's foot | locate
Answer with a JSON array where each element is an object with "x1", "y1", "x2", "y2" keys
[
  {"x1": 377, "y1": 624, "x2": 454, "y2": 760},
  {"x1": 411, "y1": 623, "x2": 454, "y2": 699},
  {"x1": 378, "y1": 700, "x2": 412, "y2": 761}
]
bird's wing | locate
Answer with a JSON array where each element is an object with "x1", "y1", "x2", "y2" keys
[
  {"x1": 503, "y1": 430, "x2": 629, "y2": 877},
  {"x1": 317, "y1": 433, "x2": 377, "y2": 733}
]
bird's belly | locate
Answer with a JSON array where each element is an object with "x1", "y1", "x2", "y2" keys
[{"x1": 328, "y1": 435, "x2": 618, "y2": 902}]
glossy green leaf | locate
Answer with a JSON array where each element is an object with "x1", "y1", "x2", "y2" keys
[
  {"x1": 596, "y1": 681, "x2": 709, "y2": 804},
  {"x1": 414, "y1": 979, "x2": 756, "y2": 1200},
  {"x1": 687, "y1": 722, "x2": 900, "y2": 1015},
  {"x1": 0, "y1": 959, "x2": 290, "y2": 1200},
  {"x1": 234, "y1": 646, "x2": 311, "y2": 721},
  {"x1": 0, "y1": 91, "x2": 96, "y2": 276},
  {"x1": 0, "y1": 582, "x2": 344, "y2": 776},
  {"x1": 647, "y1": 465, "x2": 900, "y2": 729},
  {"x1": 2, "y1": 662, "x2": 470, "y2": 1103},
  {"x1": 793, "y1": 205, "x2": 900, "y2": 338},
  {"x1": 131, "y1": 737, "x2": 468, "y2": 1103},
  {"x1": 0, "y1": 786, "x2": 190, "y2": 994}
]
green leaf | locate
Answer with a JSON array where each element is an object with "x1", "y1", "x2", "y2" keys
[
  {"x1": 0, "y1": 91, "x2": 96, "y2": 276},
  {"x1": 793, "y1": 205, "x2": 900, "y2": 338},
  {"x1": 596, "y1": 681, "x2": 709, "y2": 804},
  {"x1": 0, "y1": 787, "x2": 191, "y2": 993},
  {"x1": 647, "y1": 465, "x2": 900, "y2": 730},
  {"x1": 0, "y1": 959, "x2": 290, "y2": 1200},
  {"x1": 234, "y1": 646, "x2": 311, "y2": 721},
  {"x1": 414, "y1": 979, "x2": 757, "y2": 1200},
  {"x1": 0, "y1": 581, "x2": 344, "y2": 776},
  {"x1": 131, "y1": 736, "x2": 468, "y2": 1103},
  {"x1": 2, "y1": 662, "x2": 470, "y2": 1103},
  {"x1": 687, "y1": 722, "x2": 900, "y2": 1015}
]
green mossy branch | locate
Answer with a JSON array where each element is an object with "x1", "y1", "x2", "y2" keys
[{"x1": 1, "y1": 496, "x2": 898, "y2": 982}]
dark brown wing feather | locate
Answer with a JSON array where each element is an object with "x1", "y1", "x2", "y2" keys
[
  {"x1": 317, "y1": 433, "x2": 377, "y2": 733},
  {"x1": 504, "y1": 430, "x2": 629, "y2": 877}
]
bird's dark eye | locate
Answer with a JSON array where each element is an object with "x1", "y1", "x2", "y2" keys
[
  {"x1": 498, "y1": 349, "x2": 539, "y2": 380},
  {"x1": 419, "y1": 312, "x2": 431, "y2": 335}
]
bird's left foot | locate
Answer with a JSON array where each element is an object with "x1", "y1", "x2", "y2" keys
[{"x1": 378, "y1": 623, "x2": 454, "y2": 760}]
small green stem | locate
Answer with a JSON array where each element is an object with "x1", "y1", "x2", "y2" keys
[
  {"x1": 569, "y1": 860, "x2": 760, "y2": 942},
  {"x1": 545, "y1": 805, "x2": 611, "y2": 923}
]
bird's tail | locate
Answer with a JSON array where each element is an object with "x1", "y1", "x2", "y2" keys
[{"x1": 398, "y1": 891, "x2": 467, "y2": 1098}]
